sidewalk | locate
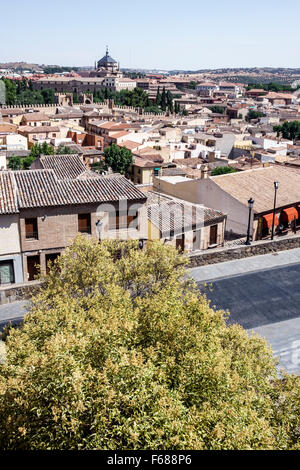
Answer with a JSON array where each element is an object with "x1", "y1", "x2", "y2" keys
[
  {"x1": 189, "y1": 247, "x2": 300, "y2": 282},
  {"x1": 0, "y1": 300, "x2": 30, "y2": 323},
  {"x1": 250, "y1": 316, "x2": 300, "y2": 375}
]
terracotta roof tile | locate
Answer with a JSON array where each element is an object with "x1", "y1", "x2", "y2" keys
[{"x1": 0, "y1": 169, "x2": 146, "y2": 214}]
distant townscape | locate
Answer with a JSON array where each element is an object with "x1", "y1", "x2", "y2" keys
[
  {"x1": 1, "y1": 47, "x2": 300, "y2": 284},
  {"x1": 0, "y1": 38, "x2": 300, "y2": 453}
]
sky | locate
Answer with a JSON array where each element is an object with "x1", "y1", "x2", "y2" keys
[{"x1": 1, "y1": 0, "x2": 300, "y2": 70}]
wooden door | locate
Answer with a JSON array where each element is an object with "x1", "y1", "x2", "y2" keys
[
  {"x1": 27, "y1": 255, "x2": 40, "y2": 281},
  {"x1": 46, "y1": 253, "x2": 60, "y2": 275},
  {"x1": 176, "y1": 234, "x2": 185, "y2": 251},
  {"x1": 209, "y1": 225, "x2": 218, "y2": 245}
]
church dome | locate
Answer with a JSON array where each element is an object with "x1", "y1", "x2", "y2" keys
[{"x1": 97, "y1": 47, "x2": 117, "y2": 68}]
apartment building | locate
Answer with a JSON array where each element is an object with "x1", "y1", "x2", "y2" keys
[{"x1": 0, "y1": 167, "x2": 147, "y2": 284}]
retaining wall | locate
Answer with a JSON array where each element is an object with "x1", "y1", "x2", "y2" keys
[
  {"x1": 189, "y1": 234, "x2": 300, "y2": 267},
  {"x1": 0, "y1": 281, "x2": 41, "y2": 305}
]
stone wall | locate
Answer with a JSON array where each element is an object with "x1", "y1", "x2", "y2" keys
[
  {"x1": 0, "y1": 281, "x2": 41, "y2": 305},
  {"x1": 189, "y1": 233, "x2": 300, "y2": 267}
]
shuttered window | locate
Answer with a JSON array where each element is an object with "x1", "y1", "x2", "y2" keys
[
  {"x1": 109, "y1": 210, "x2": 139, "y2": 230},
  {"x1": 78, "y1": 214, "x2": 91, "y2": 234},
  {"x1": 25, "y1": 218, "x2": 38, "y2": 239}
]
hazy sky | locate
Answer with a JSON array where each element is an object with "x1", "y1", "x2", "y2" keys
[{"x1": 1, "y1": 0, "x2": 300, "y2": 70}]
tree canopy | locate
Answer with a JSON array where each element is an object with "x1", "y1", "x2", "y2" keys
[
  {"x1": 211, "y1": 166, "x2": 236, "y2": 176},
  {"x1": 3, "y1": 78, "x2": 55, "y2": 105},
  {"x1": 7, "y1": 143, "x2": 72, "y2": 171},
  {"x1": 246, "y1": 110, "x2": 266, "y2": 122},
  {"x1": 209, "y1": 106, "x2": 225, "y2": 114},
  {"x1": 247, "y1": 82, "x2": 300, "y2": 92},
  {"x1": 273, "y1": 121, "x2": 300, "y2": 141},
  {"x1": 0, "y1": 237, "x2": 299, "y2": 450},
  {"x1": 104, "y1": 144, "x2": 133, "y2": 174}
]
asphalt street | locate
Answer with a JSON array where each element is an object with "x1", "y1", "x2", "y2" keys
[
  {"x1": 196, "y1": 263, "x2": 300, "y2": 374},
  {"x1": 199, "y1": 263, "x2": 300, "y2": 329},
  {"x1": 0, "y1": 300, "x2": 29, "y2": 332}
]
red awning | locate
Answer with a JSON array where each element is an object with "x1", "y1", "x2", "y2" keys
[
  {"x1": 262, "y1": 213, "x2": 279, "y2": 228},
  {"x1": 281, "y1": 207, "x2": 298, "y2": 222}
]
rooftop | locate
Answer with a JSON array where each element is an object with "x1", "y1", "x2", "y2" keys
[
  {"x1": 211, "y1": 166, "x2": 300, "y2": 214},
  {"x1": 0, "y1": 169, "x2": 146, "y2": 214}
]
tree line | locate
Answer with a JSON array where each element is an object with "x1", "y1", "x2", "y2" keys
[
  {"x1": 273, "y1": 121, "x2": 300, "y2": 141},
  {"x1": 247, "y1": 82, "x2": 300, "y2": 92},
  {"x1": 3, "y1": 78, "x2": 55, "y2": 105},
  {"x1": 3, "y1": 79, "x2": 183, "y2": 115},
  {"x1": 8, "y1": 143, "x2": 72, "y2": 170}
]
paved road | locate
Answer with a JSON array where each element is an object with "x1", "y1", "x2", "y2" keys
[
  {"x1": 190, "y1": 247, "x2": 300, "y2": 283},
  {"x1": 251, "y1": 317, "x2": 300, "y2": 375},
  {"x1": 193, "y1": 259, "x2": 300, "y2": 374},
  {"x1": 199, "y1": 263, "x2": 300, "y2": 329},
  {"x1": 0, "y1": 300, "x2": 30, "y2": 332}
]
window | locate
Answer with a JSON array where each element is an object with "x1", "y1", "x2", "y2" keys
[
  {"x1": 25, "y1": 218, "x2": 38, "y2": 239},
  {"x1": 109, "y1": 210, "x2": 138, "y2": 230},
  {"x1": 0, "y1": 260, "x2": 15, "y2": 285},
  {"x1": 78, "y1": 213, "x2": 91, "y2": 234}
]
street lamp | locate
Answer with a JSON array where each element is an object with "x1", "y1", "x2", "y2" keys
[
  {"x1": 271, "y1": 181, "x2": 279, "y2": 240},
  {"x1": 245, "y1": 197, "x2": 254, "y2": 245}
]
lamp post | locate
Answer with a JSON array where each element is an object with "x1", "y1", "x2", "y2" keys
[
  {"x1": 245, "y1": 197, "x2": 254, "y2": 245},
  {"x1": 271, "y1": 181, "x2": 279, "y2": 240}
]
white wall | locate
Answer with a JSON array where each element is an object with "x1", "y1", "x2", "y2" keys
[
  {"x1": 0, "y1": 214, "x2": 21, "y2": 256},
  {"x1": 6, "y1": 134, "x2": 28, "y2": 151},
  {"x1": 0, "y1": 155, "x2": 6, "y2": 170},
  {"x1": 154, "y1": 176, "x2": 250, "y2": 236}
]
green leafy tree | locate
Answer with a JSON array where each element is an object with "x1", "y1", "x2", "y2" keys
[
  {"x1": 3, "y1": 79, "x2": 17, "y2": 105},
  {"x1": 0, "y1": 237, "x2": 299, "y2": 450},
  {"x1": 187, "y1": 81, "x2": 197, "y2": 89},
  {"x1": 29, "y1": 142, "x2": 54, "y2": 159},
  {"x1": 104, "y1": 144, "x2": 133, "y2": 174},
  {"x1": 55, "y1": 145, "x2": 72, "y2": 155},
  {"x1": 41, "y1": 88, "x2": 55, "y2": 104},
  {"x1": 7, "y1": 156, "x2": 22, "y2": 170},
  {"x1": 161, "y1": 87, "x2": 167, "y2": 111},
  {"x1": 156, "y1": 86, "x2": 161, "y2": 107},
  {"x1": 246, "y1": 110, "x2": 266, "y2": 122},
  {"x1": 22, "y1": 156, "x2": 35, "y2": 170},
  {"x1": 209, "y1": 106, "x2": 225, "y2": 114},
  {"x1": 211, "y1": 166, "x2": 236, "y2": 176},
  {"x1": 166, "y1": 90, "x2": 174, "y2": 113},
  {"x1": 91, "y1": 160, "x2": 107, "y2": 173},
  {"x1": 273, "y1": 121, "x2": 300, "y2": 141}
]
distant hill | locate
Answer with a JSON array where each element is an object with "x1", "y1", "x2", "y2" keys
[{"x1": 0, "y1": 62, "x2": 44, "y2": 72}]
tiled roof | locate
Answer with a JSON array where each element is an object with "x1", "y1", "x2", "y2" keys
[
  {"x1": 211, "y1": 166, "x2": 300, "y2": 213},
  {"x1": 39, "y1": 154, "x2": 87, "y2": 180},
  {"x1": 0, "y1": 172, "x2": 18, "y2": 214},
  {"x1": 22, "y1": 112, "x2": 50, "y2": 122},
  {"x1": 18, "y1": 125, "x2": 61, "y2": 134},
  {"x1": 147, "y1": 193, "x2": 224, "y2": 236},
  {"x1": 0, "y1": 169, "x2": 147, "y2": 214}
]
